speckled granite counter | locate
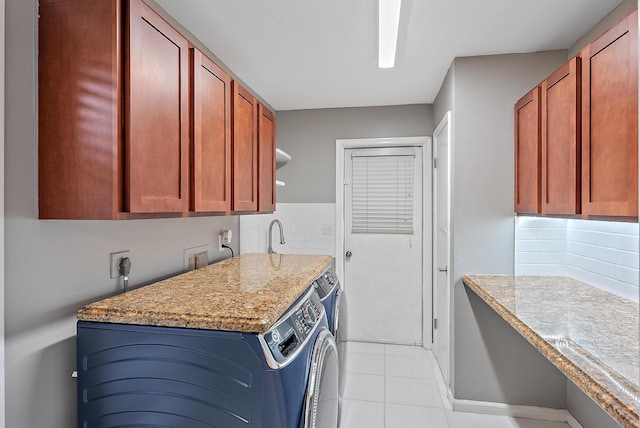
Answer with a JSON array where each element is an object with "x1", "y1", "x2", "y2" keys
[
  {"x1": 78, "y1": 253, "x2": 333, "y2": 333},
  {"x1": 463, "y1": 275, "x2": 639, "y2": 428}
]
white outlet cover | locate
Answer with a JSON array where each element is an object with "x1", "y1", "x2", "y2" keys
[
  {"x1": 110, "y1": 250, "x2": 130, "y2": 279},
  {"x1": 184, "y1": 245, "x2": 211, "y2": 270}
]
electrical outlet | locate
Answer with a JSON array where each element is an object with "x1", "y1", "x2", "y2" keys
[
  {"x1": 219, "y1": 229, "x2": 232, "y2": 251},
  {"x1": 110, "y1": 250, "x2": 130, "y2": 279},
  {"x1": 184, "y1": 245, "x2": 210, "y2": 271},
  {"x1": 188, "y1": 251, "x2": 209, "y2": 270}
]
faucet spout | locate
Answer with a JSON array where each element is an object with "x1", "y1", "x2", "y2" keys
[{"x1": 268, "y1": 219, "x2": 286, "y2": 254}]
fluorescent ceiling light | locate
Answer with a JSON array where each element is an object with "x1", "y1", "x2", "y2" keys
[{"x1": 378, "y1": 0, "x2": 401, "y2": 68}]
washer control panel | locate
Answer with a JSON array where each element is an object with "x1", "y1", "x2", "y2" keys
[
  {"x1": 314, "y1": 263, "x2": 340, "y2": 298},
  {"x1": 262, "y1": 290, "x2": 324, "y2": 365}
]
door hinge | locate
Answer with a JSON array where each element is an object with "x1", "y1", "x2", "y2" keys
[
  {"x1": 433, "y1": 158, "x2": 438, "y2": 169},
  {"x1": 433, "y1": 318, "x2": 438, "y2": 329}
]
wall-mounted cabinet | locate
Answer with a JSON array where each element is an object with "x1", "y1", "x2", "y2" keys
[
  {"x1": 258, "y1": 105, "x2": 276, "y2": 213},
  {"x1": 514, "y1": 8, "x2": 637, "y2": 221},
  {"x1": 127, "y1": 0, "x2": 190, "y2": 215},
  {"x1": 38, "y1": 0, "x2": 276, "y2": 220},
  {"x1": 514, "y1": 88, "x2": 541, "y2": 215},
  {"x1": 580, "y1": 9, "x2": 638, "y2": 218},
  {"x1": 191, "y1": 48, "x2": 232, "y2": 214},
  {"x1": 39, "y1": 0, "x2": 125, "y2": 219},
  {"x1": 232, "y1": 82, "x2": 259, "y2": 213},
  {"x1": 540, "y1": 57, "x2": 581, "y2": 216}
]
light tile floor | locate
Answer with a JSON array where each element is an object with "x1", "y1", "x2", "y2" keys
[{"x1": 339, "y1": 342, "x2": 571, "y2": 428}]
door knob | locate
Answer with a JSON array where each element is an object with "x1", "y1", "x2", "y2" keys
[{"x1": 345, "y1": 250, "x2": 352, "y2": 258}]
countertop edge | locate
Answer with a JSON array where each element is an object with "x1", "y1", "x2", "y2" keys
[
  {"x1": 76, "y1": 308, "x2": 270, "y2": 333},
  {"x1": 77, "y1": 254, "x2": 334, "y2": 334},
  {"x1": 462, "y1": 274, "x2": 638, "y2": 428}
]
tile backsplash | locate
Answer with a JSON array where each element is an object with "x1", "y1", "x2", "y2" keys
[
  {"x1": 515, "y1": 217, "x2": 639, "y2": 301},
  {"x1": 240, "y1": 203, "x2": 336, "y2": 256}
]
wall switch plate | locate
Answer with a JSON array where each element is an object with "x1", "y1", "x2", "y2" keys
[
  {"x1": 184, "y1": 245, "x2": 210, "y2": 271},
  {"x1": 110, "y1": 250, "x2": 130, "y2": 279}
]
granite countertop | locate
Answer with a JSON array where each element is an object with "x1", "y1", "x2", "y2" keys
[
  {"x1": 463, "y1": 275, "x2": 639, "y2": 428},
  {"x1": 78, "y1": 253, "x2": 333, "y2": 333}
]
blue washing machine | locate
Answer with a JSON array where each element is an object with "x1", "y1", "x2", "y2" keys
[
  {"x1": 313, "y1": 262, "x2": 348, "y2": 399},
  {"x1": 76, "y1": 287, "x2": 339, "y2": 428}
]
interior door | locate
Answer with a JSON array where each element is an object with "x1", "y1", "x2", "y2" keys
[
  {"x1": 344, "y1": 147, "x2": 423, "y2": 344},
  {"x1": 433, "y1": 112, "x2": 451, "y2": 385}
]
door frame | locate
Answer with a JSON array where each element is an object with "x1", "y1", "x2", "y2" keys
[
  {"x1": 335, "y1": 136, "x2": 433, "y2": 347},
  {"x1": 432, "y1": 111, "x2": 452, "y2": 386}
]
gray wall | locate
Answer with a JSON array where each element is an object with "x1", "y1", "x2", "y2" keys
[
  {"x1": 0, "y1": 0, "x2": 5, "y2": 423},
  {"x1": 5, "y1": 1, "x2": 240, "y2": 427},
  {"x1": 433, "y1": 64, "x2": 454, "y2": 127},
  {"x1": 275, "y1": 105, "x2": 433, "y2": 203},
  {"x1": 444, "y1": 51, "x2": 570, "y2": 406},
  {"x1": 567, "y1": 382, "x2": 621, "y2": 428}
]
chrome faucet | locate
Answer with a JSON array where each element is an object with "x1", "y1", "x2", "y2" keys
[{"x1": 268, "y1": 219, "x2": 286, "y2": 254}]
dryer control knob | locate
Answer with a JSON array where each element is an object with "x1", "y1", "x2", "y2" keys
[{"x1": 302, "y1": 304, "x2": 317, "y2": 326}]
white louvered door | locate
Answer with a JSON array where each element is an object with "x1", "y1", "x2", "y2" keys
[{"x1": 344, "y1": 147, "x2": 423, "y2": 344}]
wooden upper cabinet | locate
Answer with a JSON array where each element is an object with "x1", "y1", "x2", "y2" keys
[
  {"x1": 39, "y1": 0, "x2": 191, "y2": 219},
  {"x1": 514, "y1": 87, "x2": 541, "y2": 214},
  {"x1": 232, "y1": 82, "x2": 259, "y2": 212},
  {"x1": 39, "y1": 0, "x2": 123, "y2": 219},
  {"x1": 39, "y1": 0, "x2": 273, "y2": 219},
  {"x1": 191, "y1": 48, "x2": 232, "y2": 213},
  {"x1": 541, "y1": 57, "x2": 581, "y2": 215},
  {"x1": 580, "y1": 9, "x2": 638, "y2": 218},
  {"x1": 258, "y1": 105, "x2": 276, "y2": 213},
  {"x1": 127, "y1": 0, "x2": 189, "y2": 214}
]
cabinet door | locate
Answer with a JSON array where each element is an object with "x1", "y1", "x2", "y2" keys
[
  {"x1": 258, "y1": 105, "x2": 276, "y2": 213},
  {"x1": 232, "y1": 82, "x2": 258, "y2": 212},
  {"x1": 127, "y1": 0, "x2": 189, "y2": 214},
  {"x1": 541, "y1": 57, "x2": 581, "y2": 215},
  {"x1": 581, "y1": 9, "x2": 638, "y2": 218},
  {"x1": 514, "y1": 87, "x2": 541, "y2": 214},
  {"x1": 191, "y1": 49, "x2": 232, "y2": 213}
]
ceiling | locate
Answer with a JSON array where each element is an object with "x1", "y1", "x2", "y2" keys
[{"x1": 155, "y1": 0, "x2": 624, "y2": 111}]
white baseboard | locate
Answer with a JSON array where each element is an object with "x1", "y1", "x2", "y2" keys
[
  {"x1": 566, "y1": 414, "x2": 585, "y2": 428},
  {"x1": 444, "y1": 386, "x2": 583, "y2": 426},
  {"x1": 344, "y1": 337, "x2": 422, "y2": 346},
  {"x1": 451, "y1": 397, "x2": 567, "y2": 421},
  {"x1": 426, "y1": 350, "x2": 583, "y2": 427}
]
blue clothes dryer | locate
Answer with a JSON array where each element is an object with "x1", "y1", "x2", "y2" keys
[
  {"x1": 313, "y1": 262, "x2": 348, "y2": 399},
  {"x1": 76, "y1": 287, "x2": 339, "y2": 428}
]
